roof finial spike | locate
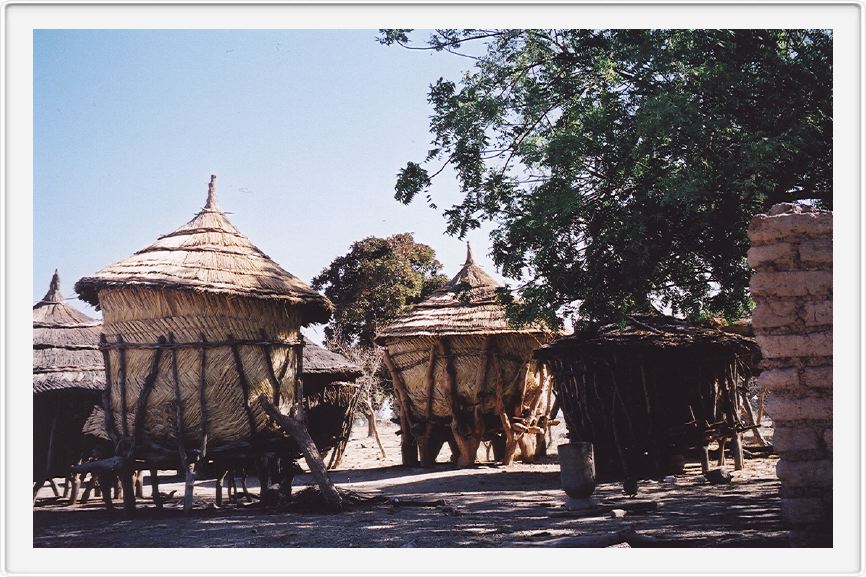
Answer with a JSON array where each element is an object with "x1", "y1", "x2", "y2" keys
[
  {"x1": 42, "y1": 269, "x2": 63, "y2": 303},
  {"x1": 205, "y1": 174, "x2": 218, "y2": 210},
  {"x1": 465, "y1": 241, "x2": 475, "y2": 265}
]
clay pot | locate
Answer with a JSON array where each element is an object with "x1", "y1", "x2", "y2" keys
[{"x1": 559, "y1": 442, "x2": 596, "y2": 499}]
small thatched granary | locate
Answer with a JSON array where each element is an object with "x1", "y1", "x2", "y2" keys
[
  {"x1": 375, "y1": 245, "x2": 555, "y2": 467},
  {"x1": 299, "y1": 341, "x2": 362, "y2": 460},
  {"x1": 33, "y1": 271, "x2": 105, "y2": 498},
  {"x1": 534, "y1": 313, "x2": 761, "y2": 481},
  {"x1": 75, "y1": 175, "x2": 340, "y2": 511}
]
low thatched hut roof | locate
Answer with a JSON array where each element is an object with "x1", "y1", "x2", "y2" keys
[
  {"x1": 33, "y1": 270, "x2": 104, "y2": 394},
  {"x1": 75, "y1": 176, "x2": 331, "y2": 325},
  {"x1": 302, "y1": 341, "x2": 363, "y2": 382},
  {"x1": 535, "y1": 313, "x2": 759, "y2": 356},
  {"x1": 376, "y1": 244, "x2": 546, "y2": 340}
]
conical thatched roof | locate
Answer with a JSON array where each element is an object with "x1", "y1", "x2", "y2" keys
[
  {"x1": 33, "y1": 270, "x2": 105, "y2": 394},
  {"x1": 375, "y1": 244, "x2": 547, "y2": 340},
  {"x1": 75, "y1": 175, "x2": 332, "y2": 325},
  {"x1": 302, "y1": 341, "x2": 362, "y2": 380}
]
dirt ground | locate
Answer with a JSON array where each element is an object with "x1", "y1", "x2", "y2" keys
[{"x1": 33, "y1": 421, "x2": 786, "y2": 548}]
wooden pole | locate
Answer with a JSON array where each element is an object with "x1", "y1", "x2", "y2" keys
[
  {"x1": 199, "y1": 334, "x2": 209, "y2": 458},
  {"x1": 292, "y1": 335, "x2": 306, "y2": 421},
  {"x1": 117, "y1": 336, "x2": 129, "y2": 437},
  {"x1": 257, "y1": 395, "x2": 342, "y2": 512},
  {"x1": 471, "y1": 337, "x2": 491, "y2": 443},
  {"x1": 382, "y1": 348, "x2": 419, "y2": 466},
  {"x1": 420, "y1": 346, "x2": 438, "y2": 467},
  {"x1": 149, "y1": 468, "x2": 163, "y2": 509},
  {"x1": 170, "y1": 333, "x2": 196, "y2": 513},
  {"x1": 99, "y1": 334, "x2": 119, "y2": 448},
  {"x1": 438, "y1": 337, "x2": 477, "y2": 466},
  {"x1": 229, "y1": 336, "x2": 258, "y2": 438}
]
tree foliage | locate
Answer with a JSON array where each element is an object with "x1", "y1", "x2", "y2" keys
[
  {"x1": 380, "y1": 29, "x2": 832, "y2": 325},
  {"x1": 312, "y1": 233, "x2": 448, "y2": 347}
]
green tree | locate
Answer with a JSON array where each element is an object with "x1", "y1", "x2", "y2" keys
[
  {"x1": 312, "y1": 233, "x2": 448, "y2": 347},
  {"x1": 380, "y1": 29, "x2": 831, "y2": 325}
]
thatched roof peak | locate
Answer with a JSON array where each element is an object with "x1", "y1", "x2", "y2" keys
[
  {"x1": 75, "y1": 175, "x2": 333, "y2": 324},
  {"x1": 40, "y1": 269, "x2": 63, "y2": 304},
  {"x1": 441, "y1": 242, "x2": 500, "y2": 295},
  {"x1": 375, "y1": 246, "x2": 548, "y2": 341},
  {"x1": 204, "y1": 174, "x2": 219, "y2": 211}
]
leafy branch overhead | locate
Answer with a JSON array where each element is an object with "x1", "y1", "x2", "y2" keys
[{"x1": 380, "y1": 29, "x2": 832, "y2": 325}]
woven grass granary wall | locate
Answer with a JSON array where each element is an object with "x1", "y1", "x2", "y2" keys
[
  {"x1": 33, "y1": 271, "x2": 105, "y2": 493},
  {"x1": 535, "y1": 314, "x2": 760, "y2": 481},
  {"x1": 75, "y1": 176, "x2": 332, "y2": 469},
  {"x1": 748, "y1": 202, "x2": 832, "y2": 547},
  {"x1": 375, "y1": 245, "x2": 555, "y2": 467}
]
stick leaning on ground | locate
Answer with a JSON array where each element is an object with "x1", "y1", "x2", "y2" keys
[{"x1": 256, "y1": 394, "x2": 342, "y2": 512}]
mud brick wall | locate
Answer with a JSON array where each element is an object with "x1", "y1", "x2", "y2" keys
[{"x1": 748, "y1": 202, "x2": 832, "y2": 547}]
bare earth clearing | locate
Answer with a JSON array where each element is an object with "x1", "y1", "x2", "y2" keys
[{"x1": 33, "y1": 422, "x2": 785, "y2": 547}]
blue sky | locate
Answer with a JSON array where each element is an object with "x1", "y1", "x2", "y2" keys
[{"x1": 34, "y1": 29, "x2": 502, "y2": 342}]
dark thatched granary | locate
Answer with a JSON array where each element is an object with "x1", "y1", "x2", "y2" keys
[
  {"x1": 535, "y1": 313, "x2": 761, "y2": 481},
  {"x1": 33, "y1": 271, "x2": 105, "y2": 498},
  {"x1": 74, "y1": 175, "x2": 340, "y2": 512},
  {"x1": 299, "y1": 342, "x2": 362, "y2": 460},
  {"x1": 376, "y1": 244, "x2": 556, "y2": 467}
]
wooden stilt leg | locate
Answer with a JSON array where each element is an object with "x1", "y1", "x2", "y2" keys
[
  {"x1": 420, "y1": 346, "x2": 438, "y2": 468},
  {"x1": 150, "y1": 469, "x2": 163, "y2": 509},
  {"x1": 120, "y1": 468, "x2": 136, "y2": 517},
  {"x1": 82, "y1": 474, "x2": 95, "y2": 503},
  {"x1": 382, "y1": 349, "x2": 419, "y2": 467},
  {"x1": 183, "y1": 462, "x2": 197, "y2": 512},
  {"x1": 731, "y1": 432, "x2": 744, "y2": 471},
  {"x1": 240, "y1": 470, "x2": 251, "y2": 502},
  {"x1": 717, "y1": 438, "x2": 727, "y2": 467},
  {"x1": 33, "y1": 479, "x2": 46, "y2": 502},
  {"x1": 216, "y1": 470, "x2": 227, "y2": 506},
  {"x1": 98, "y1": 472, "x2": 115, "y2": 511},
  {"x1": 437, "y1": 338, "x2": 477, "y2": 466},
  {"x1": 700, "y1": 445, "x2": 710, "y2": 474},
  {"x1": 62, "y1": 477, "x2": 71, "y2": 499},
  {"x1": 68, "y1": 473, "x2": 81, "y2": 506},
  {"x1": 48, "y1": 478, "x2": 60, "y2": 497}
]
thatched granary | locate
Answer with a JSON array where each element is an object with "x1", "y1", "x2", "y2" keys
[
  {"x1": 33, "y1": 271, "x2": 105, "y2": 497},
  {"x1": 534, "y1": 313, "x2": 761, "y2": 481},
  {"x1": 298, "y1": 342, "x2": 362, "y2": 459},
  {"x1": 74, "y1": 175, "x2": 338, "y2": 511},
  {"x1": 375, "y1": 245, "x2": 555, "y2": 467}
]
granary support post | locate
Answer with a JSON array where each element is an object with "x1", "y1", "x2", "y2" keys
[
  {"x1": 438, "y1": 337, "x2": 478, "y2": 466},
  {"x1": 382, "y1": 349, "x2": 419, "y2": 467},
  {"x1": 419, "y1": 345, "x2": 438, "y2": 467}
]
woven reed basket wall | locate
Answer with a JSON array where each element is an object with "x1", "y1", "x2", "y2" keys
[
  {"x1": 98, "y1": 285, "x2": 302, "y2": 450},
  {"x1": 383, "y1": 333, "x2": 551, "y2": 420}
]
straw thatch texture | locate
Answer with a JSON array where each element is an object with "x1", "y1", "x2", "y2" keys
[
  {"x1": 535, "y1": 314, "x2": 761, "y2": 480},
  {"x1": 33, "y1": 271, "x2": 104, "y2": 481},
  {"x1": 74, "y1": 176, "x2": 333, "y2": 463},
  {"x1": 376, "y1": 245, "x2": 555, "y2": 466},
  {"x1": 33, "y1": 271, "x2": 105, "y2": 394},
  {"x1": 302, "y1": 341, "x2": 363, "y2": 381}
]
